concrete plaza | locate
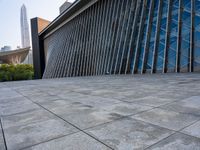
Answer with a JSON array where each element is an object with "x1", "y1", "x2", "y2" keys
[{"x1": 0, "y1": 73, "x2": 200, "y2": 150}]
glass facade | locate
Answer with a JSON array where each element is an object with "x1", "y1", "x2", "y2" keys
[
  {"x1": 40, "y1": 0, "x2": 200, "y2": 78},
  {"x1": 168, "y1": 0, "x2": 178, "y2": 72},
  {"x1": 195, "y1": 0, "x2": 200, "y2": 71},
  {"x1": 157, "y1": 0, "x2": 168, "y2": 71}
]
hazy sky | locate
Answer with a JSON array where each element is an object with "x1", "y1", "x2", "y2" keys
[{"x1": 0, "y1": 0, "x2": 75, "y2": 49}]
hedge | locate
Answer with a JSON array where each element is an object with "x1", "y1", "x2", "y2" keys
[{"x1": 0, "y1": 64, "x2": 34, "y2": 82}]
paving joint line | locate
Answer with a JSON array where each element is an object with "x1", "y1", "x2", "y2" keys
[
  {"x1": 19, "y1": 131, "x2": 81, "y2": 150},
  {"x1": 144, "y1": 121, "x2": 200, "y2": 150},
  {"x1": 144, "y1": 132, "x2": 177, "y2": 150},
  {"x1": 0, "y1": 118, "x2": 7, "y2": 150},
  {"x1": 32, "y1": 101, "x2": 114, "y2": 150},
  {"x1": 142, "y1": 106, "x2": 200, "y2": 149},
  {"x1": 130, "y1": 115, "x2": 200, "y2": 149},
  {"x1": 176, "y1": 131, "x2": 200, "y2": 140},
  {"x1": 176, "y1": 117, "x2": 200, "y2": 139},
  {"x1": 14, "y1": 90, "x2": 114, "y2": 150},
  {"x1": 130, "y1": 113, "x2": 200, "y2": 139},
  {"x1": 11, "y1": 85, "x2": 199, "y2": 137},
  {"x1": 67, "y1": 88, "x2": 191, "y2": 111},
  {"x1": 6, "y1": 76, "x2": 200, "y2": 149}
]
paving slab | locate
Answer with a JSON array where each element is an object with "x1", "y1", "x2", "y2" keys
[
  {"x1": 52, "y1": 94, "x2": 121, "y2": 108},
  {"x1": 160, "y1": 96, "x2": 200, "y2": 117},
  {"x1": 87, "y1": 117, "x2": 174, "y2": 150},
  {"x1": 1, "y1": 109, "x2": 78, "y2": 150},
  {"x1": 38, "y1": 99, "x2": 74, "y2": 110},
  {"x1": 27, "y1": 94, "x2": 61, "y2": 103},
  {"x1": 132, "y1": 108, "x2": 200, "y2": 131},
  {"x1": 181, "y1": 121, "x2": 200, "y2": 138},
  {"x1": 14, "y1": 88, "x2": 46, "y2": 97},
  {"x1": 0, "y1": 88, "x2": 22, "y2": 100},
  {"x1": 50, "y1": 105, "x2": 122, "y2": 129},
  {"x1": 102, "y1": 102, "x2": 152, "y2": 116},
  {"x1": 24, "y1": 132, "x2": 111, "y2": 150},
  {"x1": 146, "y1": 133, "x2": 200, "y2": 150},
  {"x1": 0, "y1": 97, "x2": 40, "y2": 116},
  {"x1": 132, "y1": 96, "x2": 177, "y2": 107},
  {"x1": 0, "y1": 74, "x2": 200, "y2": 149},
  {"x1": 56, "y1": 91, "x2": 86, "y2": 100}
]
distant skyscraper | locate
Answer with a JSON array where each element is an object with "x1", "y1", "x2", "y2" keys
[
  {"x1": 59, "y1": 0, "x2": 72, "y2": 14},
  {"x1": 20, "y1": 4, "x2": 30, "y2": 48}
]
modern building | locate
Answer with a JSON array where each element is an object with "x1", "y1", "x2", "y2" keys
[
  {"x1": 31, "y1": 0, "x2": 200, "y2": 79},
  {"x1": 59, "y1": 1, "x2": 72, "y2": 14},
  {"x1": 0, "y1": 46, "x2": 11, "y2": 52},
  {"x1": 0, "y1": 47, "x2": 30, "y2": 64},
  {"x1": 20, "y1": 4, "x2": 30, "y2": 48}
]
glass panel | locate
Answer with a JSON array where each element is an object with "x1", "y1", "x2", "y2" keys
[
  {"x1": 194, "y1": 0, "x2": 200, "y2": 71},
  {"x1": 137, "y1": 1, "x2": 151, "y2": 71},
  {"x1": 180, "y1": 1, "x2": 191, "y2": 72},
  {"x1": 156, "y1": 0, "x2": 168, "y2": 70},
  {"x1": 129, "y1": 0, "x2": 144, "y2": 73},
  {"x1": 168, "y1": 0, "x2": 179, "y2": 71},
  {"x1": 196, "y1": 0, "x2": 200, "y2": 14},
  {"x1": 146, "y1": 0, "x2": 159, "y2": 71}
]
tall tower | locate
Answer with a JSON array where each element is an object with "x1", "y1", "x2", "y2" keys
[
  {"x1": 20, "y1": 4, "x2": 30, "y2": 48},
  {"x1": 59, "y1": 1, "x2": 72, "y2": 14}
]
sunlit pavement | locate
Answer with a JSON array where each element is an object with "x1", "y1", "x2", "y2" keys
[{"x1": 0, "y1": 73, "x2": 200, "y2": 150}]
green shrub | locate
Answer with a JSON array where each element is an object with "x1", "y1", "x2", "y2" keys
[{"x1": 0, "y1": 64, "x2": 34, "y2": 82}]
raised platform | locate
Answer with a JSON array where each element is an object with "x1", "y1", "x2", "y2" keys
[{"x1": 0, "y1": 73, "x2": 200, "y2": 150}]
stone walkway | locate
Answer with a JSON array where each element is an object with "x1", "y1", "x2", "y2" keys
[{"x1": 0, "y1": 73, "x2": 200, "y2": 150}]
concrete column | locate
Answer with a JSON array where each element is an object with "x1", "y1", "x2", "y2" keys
[{"x1": 31, "y1": 17, "x2": 50, "y2": 79}]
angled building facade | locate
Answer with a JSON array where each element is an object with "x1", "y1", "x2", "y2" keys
[
  {"x1": 21, "y1": 4, "x2": 30, "y2": 48},
  {"x1": 31, "y1": 0, "x2": 200, "y2": 79}
]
